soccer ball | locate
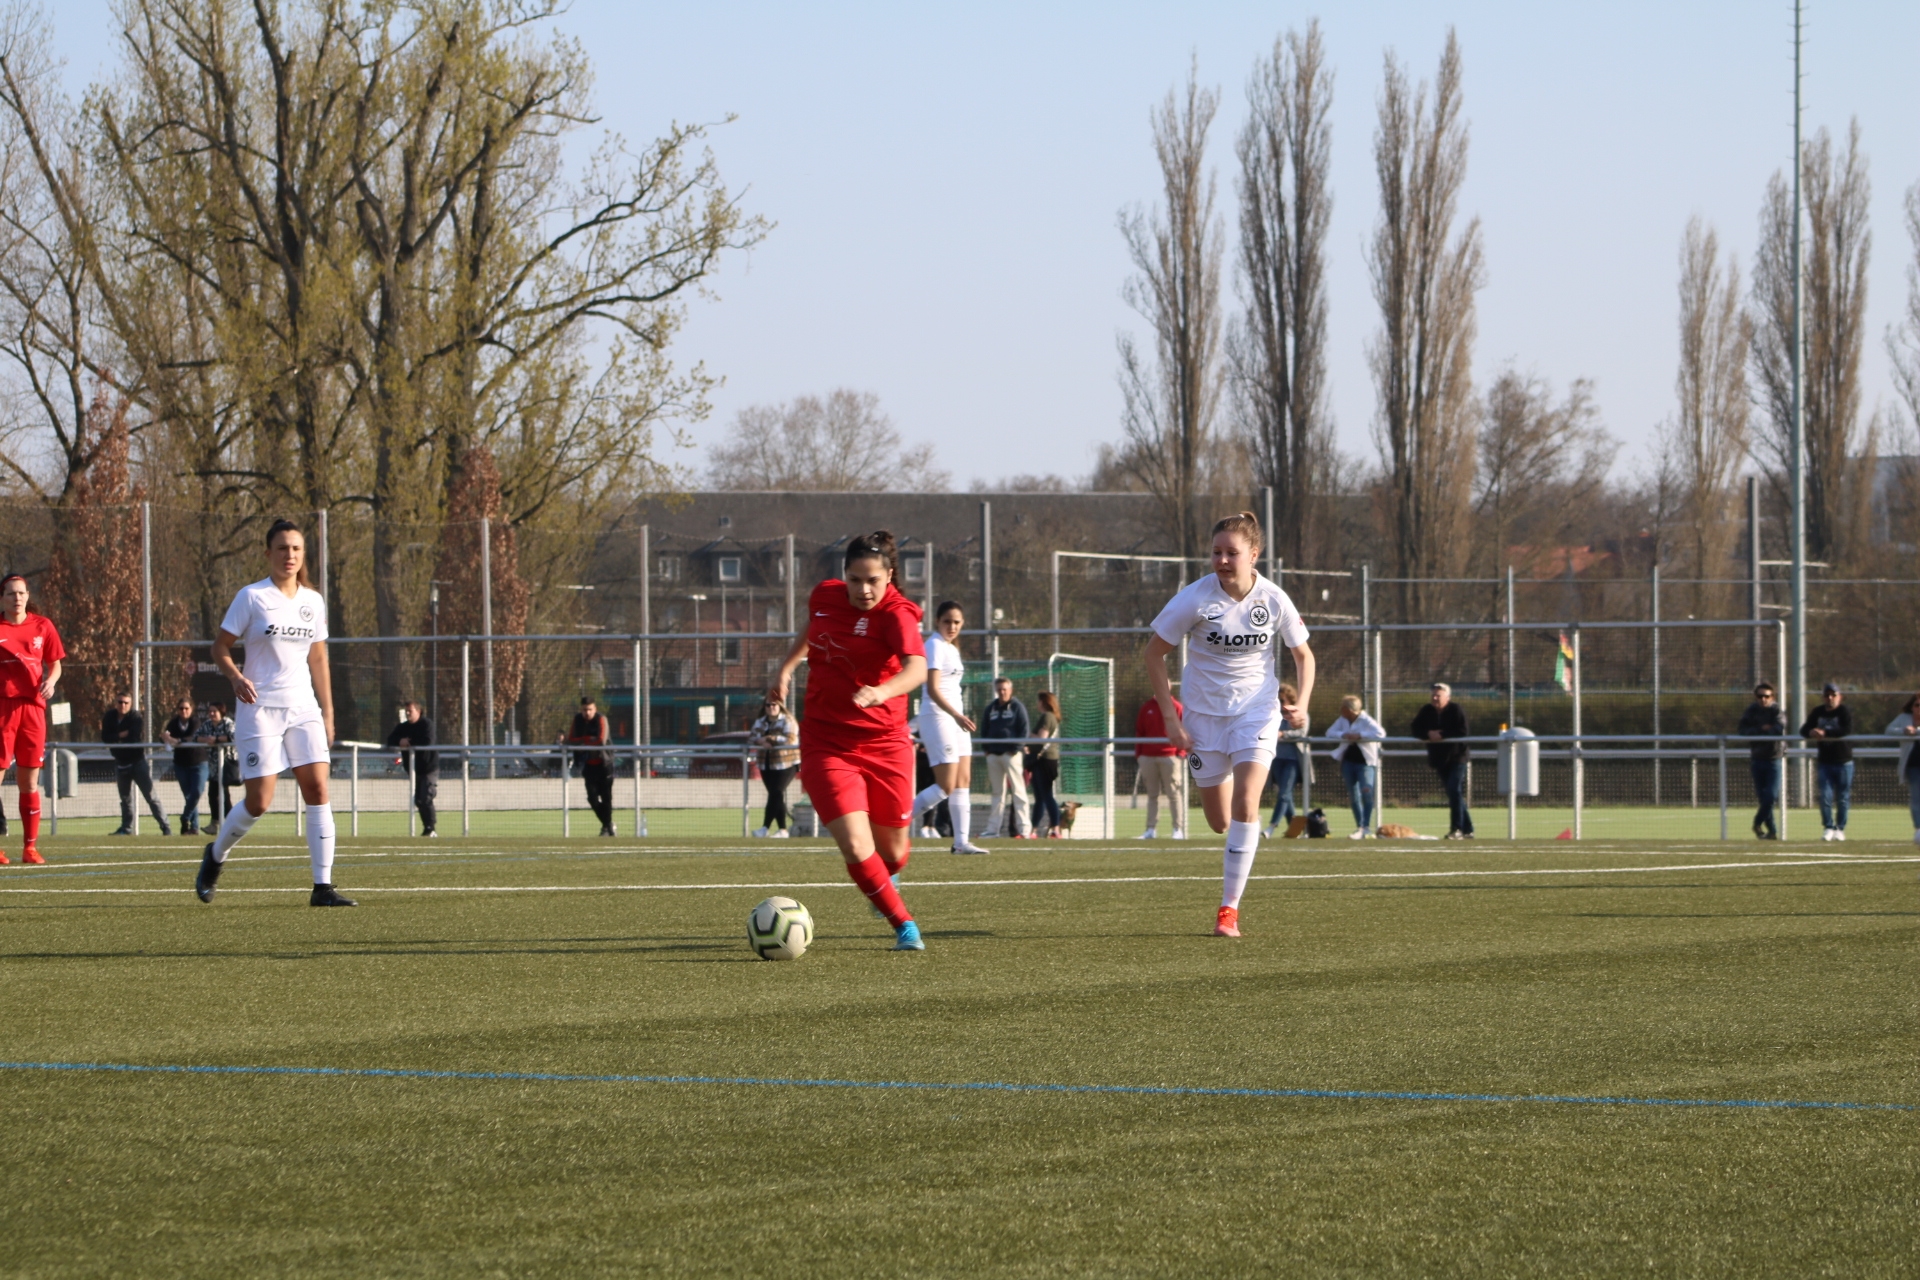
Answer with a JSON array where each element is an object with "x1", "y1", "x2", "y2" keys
[{"x1": 747, "y1": 896, "x2": 813, "y2": 961}]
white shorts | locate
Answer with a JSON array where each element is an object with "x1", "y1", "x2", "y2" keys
[
  {"x1": 233, "y1": 703, "x2": 330, "y2": 779},
  {"x1": 1183, "y1": 705, "x2": 1283, "y2": 787},
  {"x1": 920, "y1": 718, "x2": 973, "y2": 767}
]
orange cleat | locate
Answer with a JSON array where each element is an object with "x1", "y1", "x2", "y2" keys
[
  {"x1": 0, "y1": 849, "x2": 9, "y2": 865},
  {"x1": 1214, "y1": 905, "x2": 1240, "y2": 937},
  {"x1": 21, "y1": 847, "x2": 44, "y2": 865}
]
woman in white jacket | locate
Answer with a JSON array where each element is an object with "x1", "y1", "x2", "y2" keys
[
  {"x1": 1325, "y1": 695, "x2": 1386, "y2": 838},
  {"x1": 1886, "y1": 693, "x2": 1920, "y2": 845}
]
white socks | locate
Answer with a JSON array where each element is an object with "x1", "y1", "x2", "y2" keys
[
  {"x1": 1221, "y1": 819, "x2": 1260, "y2": 908},
  {"x1": 949, "y1": 788, "x2": 972, "y2": 846},
  {"x1": 307, "y1": 803, "x2": 336, "y2": 884},
  {"x1": 911, "y1": 783, "x2": 946, "y2": 824},
  {"x1": 211, "y1": 801, "x2": 260, "y2": 861}
]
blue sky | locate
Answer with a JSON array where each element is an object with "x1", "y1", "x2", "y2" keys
[{"x1": 53, "y1": 2, "x2": 1920, "y2": 489}]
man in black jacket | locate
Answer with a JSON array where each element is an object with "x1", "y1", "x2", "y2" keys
[
  {"x1": 1736, "y1": 682, "x2": 1786, "y2": 839},
  {"x1": 385, "y1": 700, "x2": 438, "y2": 837},
  {"x1": 1801, "y1": 682, "x2": 1854, "y2": 841},
  {"x1": 102, "y1": 692, "x2": 171, "y2": 836},
  {"x1": 979, "y1": 677, "x2": 1030, "y2": 839},
  {"x1": 1410, "y1": 682, "x2": 1472, "y2": 838}
]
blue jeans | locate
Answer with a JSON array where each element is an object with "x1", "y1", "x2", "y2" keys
[
  {"x1": 1268, "y1": 752, "x2": 1301, "y2": 826},
  {"x1": 174, "y1": 761, "x2": 208, "y2": 831},
  {"x1": 1439, "y1": 760, "x2": 1473, "y2": 835},
  {"x1": 1749, "y1": 758, "x2": 1780, "y2": 836},
  {"x1": 1341, "y1": 758, "x2": 1376, "y2": 831},
  {"x1": 1817, "y1": 761, "x2": 1852, "y2": 831}
]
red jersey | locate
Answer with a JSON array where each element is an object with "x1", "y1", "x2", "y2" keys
[
  {"x1": 0, "y1": 613, "x2": 64, "y2": 702},
  {"x1": 1135, "y1": 696, "x2": 1185, "y2": 757},
  {"x1": 801, "y1": 579, "x2": 924, "y2": 753}
]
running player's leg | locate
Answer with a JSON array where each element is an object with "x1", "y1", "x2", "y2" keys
[
  {"x1": 200, "y1": 709, "x2": 280, "y2": 901},
  {"x1": 866, "y1": 741, "x2": 916, "y2": 877},
  {"x1": 13, "y1": 704, "x2": 46, "y2": 862},
  {"x1": 288, "y1": 720, "x2": 352, "y2": 905},
  {"x1": 804, "y1": 752, "x2": 914, "y2": 934},
  {"x1": 927, "y1": 751, "x2": 983, "y2": 854}
]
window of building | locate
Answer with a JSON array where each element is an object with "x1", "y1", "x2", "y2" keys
[
  {"x1": 765, "y1": 605, "x2": 782, "y2": 631},
  {"x1": 717, "y1": 555, "x2": 742, "y2": 583},
  {"x1": 656, "y1": 556, "x2": 681, "y2": 582},
  {"x1": 903, "y1": 555, "x2": 926, "y2": 584},
  {"x1": 716, "y1": 634, "x2": 742, "y2": 665}
]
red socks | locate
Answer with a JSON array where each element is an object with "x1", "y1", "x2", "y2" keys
[
  {"x1": 20, "y1": 790, "x2": 40, "y2": 848},
  {"x1": 845, "y1": 853, "x2": 911, "y2": 927},
  {"x1": 878, "y1": 842, "x2": 910, "y2": 877}
]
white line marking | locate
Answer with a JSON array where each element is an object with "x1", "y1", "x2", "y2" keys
[{"x1": 1, "y1": 857, "x2": 1912, "y2": 894}]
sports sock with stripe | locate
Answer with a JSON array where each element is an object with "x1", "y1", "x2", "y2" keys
[
  {"x1": 212, "y1": 800, "x2": 259, "y2": 861},
  {"x1": 19, "y1": 789, "x2": 39, "y2": 848},
  {"x1": 1221, "y1": 819, "x2": 1259, "y2": 908},
  {"x1": 949, "y1": 788, "x2": 971, "y2": 846},
  {"x1": 845, "y1": 853, "x2": 911, "y2": 927},
  {"x1": 306, "y1": 803, "x2": 336, "y2": 884},
  {"x1": 879, "y1": 838, "x2": 910, "y2": 876}
]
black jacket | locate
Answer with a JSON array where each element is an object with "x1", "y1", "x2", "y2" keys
[
  {"x1": 1736, "y1": 702, "x2": 1786, "y2": 761},
  {"x1": 1410, "y1": 702, "x2": 1470, "y2": 770},
  {"x1": 980, "y1": 697, "x2": 1029, "y2": 756},
  {"x1": 1799, "y1": 704, "x2": 1853, "y2": 767},
  {"x1": 101, "y1": 709, "x2": 145, "y2": 766},
  {"x1": 165, "y1": 714, "x2": 209, "y2": 767},
  {"x1": 386, "y1": 717, "x2": 438, "y2": 774}
]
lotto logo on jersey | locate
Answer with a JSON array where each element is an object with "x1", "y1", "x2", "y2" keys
[
  {"x1": 1204, "y1": 631, "x2": 1270, "y2": 648},
  {"x1": 263, "y1": 624, "x2": 317, "y2": 639}
]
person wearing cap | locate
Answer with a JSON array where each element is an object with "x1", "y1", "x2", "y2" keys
[
  {"x1": 1800, "y1": 682, "x2": 1854, "y2": 841},
  {"x1": 1410, "y1": 682, "x2": 1473, "y2": 839}
]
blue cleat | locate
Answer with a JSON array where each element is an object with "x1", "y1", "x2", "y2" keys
[{"x1": 891, "y1": 919, "x2": 925, "y2": 951}]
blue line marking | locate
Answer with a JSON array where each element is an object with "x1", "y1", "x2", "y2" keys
[{"x1": 0, "y1": 1060, "x2": 1908, "y2": 1112}]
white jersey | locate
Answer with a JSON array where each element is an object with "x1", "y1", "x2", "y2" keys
[
  {"x1": 919, "y1": 632, "x2": 966, "y2": 730},
  {"x1": 1150, "y1": 572, "x2": 1308, "y2": 718},
  {"x1": 219, "y1": 579, "x2": 329, "y2": 712}
]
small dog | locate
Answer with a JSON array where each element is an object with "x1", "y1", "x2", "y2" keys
[
  {"x1": 1375, "y1": 823, "x2": 1437, "y2": 840},
  {"x1": 1057, "y1": 800, "x2": 1082, "y2": 837}
]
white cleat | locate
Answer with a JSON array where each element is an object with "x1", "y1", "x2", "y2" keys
[
  {"x1": 753, "y1": 826, "x2": 769, "y2": 838},
  {"x1": 1821, "y1": 828, "x2": 1834, "y2": 842},
  {"x1": 1349, "y1": 827, "x2": 1368, "y2": 840},
  {"x1": 950, "y1": 840, "x2": 990, "y2": 855},
  {"x1": 769, "y1": 828, "x2": 790, "y2": 839},
  {"x1": 1170, "y1": 828, "x2": 1187, "y2": 841},
  {"x1": 1833, "y1": 829, "x2": 1846, "y2": 842},
  {"x1": 1140, "y1": 827, "x2": 1157, "y2": 840}
]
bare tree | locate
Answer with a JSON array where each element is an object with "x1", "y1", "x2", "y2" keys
[
  {"x1": 1475, "y1": 370, "x2": 1611, "y2": 568},
  {"x1": 1656, "y1": 219, "x2": 1751, "y2": 610},
  {"x1": 1751, "y1": 122, "x2": 1874, "y2": 564},
  {"x1": 1367, "y1": 31, "x2": 1483, "y2": 620},
  {"x1": 706, "y1": 389, "x2": 947, "y2": 491},
  {"x1": 1884, "y1": 179, "x2": 1920, "y2": 551},
  {"x1": 1115, "y1": 62, "x2": 1224, "y2": 565},
  {"x1": 1228, "y1": 21, "x2": 1333, "y2": 567}
]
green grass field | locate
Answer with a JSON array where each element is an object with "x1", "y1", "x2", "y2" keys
[{"x1": 2, "y1": 830, "x2": 1914, "y2": 1276}]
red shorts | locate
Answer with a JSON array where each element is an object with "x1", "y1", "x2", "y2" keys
[
  {"x1": 800, "y1": 735, "x2": 915, "y2": 829},
  {"x1": 0, "y1": 699, "x2": 46, "y2": 770}
]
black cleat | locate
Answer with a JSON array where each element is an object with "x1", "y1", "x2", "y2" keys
[
  {"x1": 310, "y1": 884, "x2": 357, "y2": 907},
  {"x1": 195, "y1": 843, "x2": 223, "y2": 903},
  {"x1": 109, "y1": 826, "x2": 134, "y2": 837}
]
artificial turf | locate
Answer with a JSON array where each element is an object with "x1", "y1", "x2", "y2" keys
[{"x1": 0, "y1": 832, "x2": 1914, "y2": 1276}]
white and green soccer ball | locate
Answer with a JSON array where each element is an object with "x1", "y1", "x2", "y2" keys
[{"x1": 747, "y1": 896, "x2": 813, "y2": 961}]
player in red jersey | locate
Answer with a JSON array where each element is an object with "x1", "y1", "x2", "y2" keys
[
  {"x1": 770, "y1": 531, "x2": 928, "y2": 951},
  {"x1": 0, "y1": 573, "x2": 65, "y2": 865}
]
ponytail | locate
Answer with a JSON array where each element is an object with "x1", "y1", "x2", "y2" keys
[
  {"x1": 844, "y1": 530, "x2": 899, "y2": 579},
  {"x1": 1211, "y1": 511, "x2": 1264, "y2": 554}
]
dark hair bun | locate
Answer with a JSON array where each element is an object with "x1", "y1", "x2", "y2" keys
[{"x1": 844, "y1": 530, "x2": 899, "y2": 577}]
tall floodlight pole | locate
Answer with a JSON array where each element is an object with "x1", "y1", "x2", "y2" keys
[
  {"x1": 981, "y1": 501, "x2": 996, "y2": 679},
  {"x1": 1788, "y1": 0, "x2": 1808, "y2": 762},
  {"x1": 1261, "y1": 485, "x2": 1275, "y2": 581}
]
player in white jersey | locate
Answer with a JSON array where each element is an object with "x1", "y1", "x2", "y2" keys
[
  {"x1": 908, "y1": 601, "x2": 987, "y2": 853},
  {"x1": 194, "y1": 519, "x2": 354, "y2": 907},
  {"x1": 1144, "y1": 512, "x2": 1314, "y2": 937}
]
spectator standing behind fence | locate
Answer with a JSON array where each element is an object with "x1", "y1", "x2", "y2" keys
[
  {"x1": 1737, "y1": 682, "x2": 1786, "y2": 840},
  {"x1": 749, "y1": 695, "x2": 800, "y2": 838},
  {"x1": 1801, "y1": 682, "x2": 1854, "y2": 842},
  {"x1": 1134, "y1": 695, "x2": 1186, "y2": 840},
  {"x1": 1028, "y1": 690, "x2": 1063, "y2": 839},
  {"x1": 980, "y1": 677, "x2": 1031, "y2": 839},
  {"x1": 1326, "y1": 695, "x2": 1386, "y2": 839},
  {"x1": 1888, "y1": 692, "x2": 1920, "y2": 847},
  {"x1": 103, "y1": 692, "x2": 171, "y2": 836},
  {"x1": 204, "y1": 703, "x2": 235, "y2": 821},
  {"x1": 161, "y1": 696, "x2": 209, "y2": 836},
  {"x1": 565, "y1": 696, "x2": 616, "y2": 837},
  {"x1": 1411, "y1": 682, "x2": 1473, "y2": 839},
  {"x1": 386, "y1": 700, "x2": 438, "y2": 837},
  {"x1": 1263, "y1": 682, "x2": 1308, "y2": 838}
]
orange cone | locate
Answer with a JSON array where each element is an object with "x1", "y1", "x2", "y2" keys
[{"x1": 1554, "y1": 828, "x2": 1573, "y2": 840}]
